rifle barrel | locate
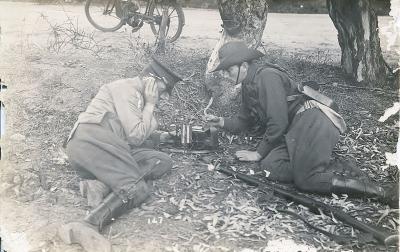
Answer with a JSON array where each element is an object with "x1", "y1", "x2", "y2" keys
[{"x1": 218, "y1": 167, "x2": 396, "y2": 245}]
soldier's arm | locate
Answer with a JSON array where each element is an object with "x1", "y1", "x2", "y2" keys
[
  {"x1": 111, "y1": 84, "x2": 156, "y2": 146},
  {"x1": 256, "y1": 70, "x2": 289, "y2": 158}
]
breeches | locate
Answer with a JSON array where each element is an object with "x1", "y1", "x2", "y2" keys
[
  {"x1": 260, "y1": 108, "x2": 340, "y2": 194},
  {"x1": 66, "y1": 123, "x2": 173, "y2": 201}
]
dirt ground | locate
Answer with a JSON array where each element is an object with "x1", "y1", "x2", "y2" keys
[{"x1": 0, "y1": 2, "x2": 399, "y2": 252}]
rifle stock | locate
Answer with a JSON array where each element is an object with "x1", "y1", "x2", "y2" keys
[{"x1": 218, "y1": 167, "x2": 398, "y2": 246}]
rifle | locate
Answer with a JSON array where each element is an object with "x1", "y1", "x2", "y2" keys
[{"x1": 218, "y1": 166, "x2": 398, "y2": 246}]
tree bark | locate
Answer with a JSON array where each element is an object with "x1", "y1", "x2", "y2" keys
[
  {"x1": 205, "y1": 0, "x2": 268, "y2": 108},
  {"x1": 327, "y1": 0, "x2": 394, "y2": 88}
]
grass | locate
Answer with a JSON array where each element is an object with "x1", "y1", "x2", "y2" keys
[{"x1": 0, "y1": 18, "x2": 398, "y2": 251}]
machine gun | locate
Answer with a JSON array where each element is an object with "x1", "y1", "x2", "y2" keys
[
  {"x1": 161, "y1": 124, "x2": 219, "y2": 152},
  {"x1": 217, "y1": 166, "x2": 399, "y2": 246}
]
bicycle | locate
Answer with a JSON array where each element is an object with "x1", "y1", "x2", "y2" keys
[{"x1": 85, "y1": 0, "x2": 185, "y2": 42}]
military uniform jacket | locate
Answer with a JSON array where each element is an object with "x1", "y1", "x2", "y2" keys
[
  {"x1": 223, "y1": 64, "x2": 305, "y2": 158},
  {"x1": 67, "y1": 77, "x2": 157, "y2": 147}
]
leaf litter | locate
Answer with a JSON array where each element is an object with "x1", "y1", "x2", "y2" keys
[{"x1": 1, "y1": 28, "x2": 398, "y2": 251}]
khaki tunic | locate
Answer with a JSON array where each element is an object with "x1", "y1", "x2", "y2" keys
[
  {"x1": 66, "y1": 77, "x2": 172, "y2": 201},
  {"x1": 68, "y1": 77, "x2": 157, "y2": 146}
]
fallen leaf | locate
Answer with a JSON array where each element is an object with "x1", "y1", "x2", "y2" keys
[
  {"x1": 207, "y1": 164, "x2": 215, "y2": 171},
  {"x1": 163, "y1": 212, "x2": 172, "y2": 218},
  {"x1": 186, "y1": 200, "x2": 202, "y2": 211},
  {"x1": 331, "y1": 193, "x2": 339, "y2": 200},
  {"x1": 384, "y1": 152, "x2": 399, "y2": 167},
  {"x1": 179, "y1": 198, "x2": 186, "y2": 211},
  {"x1": 212, "y1": 214, "x2": 218, "y2": 226},
  {"x1": 266, "y1": 206, "x2": 278, "y2": 214},
  {"x1": 170, "y1": 197, "x2": 179, "y2": 206},
  {"x1": 378, "y1": 102, "x2": 400, "y2": 122},
  {"x1": 331, "y1": 212, "x2": 338, "y2": 224}
]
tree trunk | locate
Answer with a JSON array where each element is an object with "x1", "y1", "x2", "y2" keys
[
  {"x1": 327, "y1": 0, "x2": 394, "y2": 88},
  {"x1": 205, "y1": 0, "x2": 268, "y2": 109}
]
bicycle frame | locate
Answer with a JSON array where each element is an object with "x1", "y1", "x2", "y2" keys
[
  {"x1": 113, "y1": 0, "x2": 159, "y2": 24},
  {"x1": 139, "y1": 0, "x2": 164, "y2": 24}
]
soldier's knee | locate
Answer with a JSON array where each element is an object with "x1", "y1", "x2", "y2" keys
[
  {"x1": 154, "y1": 155, "x2": 173, "y2": 179},
  {"x1": 260, "y1": 156, "x2": 292, "y2": 183},
  {"x1": 260, "y1": 155, "x2": 277, "y2": 168},
  {"x1": 293, "y1": 170, "x2": 333, "y2": 193},
  {"x1": 66, "y1": 139, "x2": 95, "y2": 179},
  {"x1": 142, "y1": 152, "x2": 173, "y2": 180},
  {"x1": 292, "y1": 165, "x2": 316, "y2": 191}
]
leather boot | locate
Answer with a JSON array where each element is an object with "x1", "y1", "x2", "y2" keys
[
  {"x1": 84, "y1": 181, "x2": 151, "y2": 231},
  {"x1": 84, "y1": 192, "x2": 124, "y2": 231},
  {"x1": 332, "y1": 177, "x2": 399, "y2": 208},
  {"x1": 58, "y1": 181, "x2": 150, "y2": 252}
]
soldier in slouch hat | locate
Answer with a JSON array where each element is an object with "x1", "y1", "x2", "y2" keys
[{"x1": 207, "y1": 41, "x2": 398, "y2": 209}]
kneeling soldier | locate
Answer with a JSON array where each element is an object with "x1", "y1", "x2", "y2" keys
[
  {"x1": 59, "y1": 56, "x2": 182, "y2": 252},
  {"x1": 207, "y1": 41, "x2": 398, "y2": 209}
]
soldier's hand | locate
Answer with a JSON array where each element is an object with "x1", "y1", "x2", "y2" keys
[
  {"x1": 235, "y1": 150, "x2": 262, "y2": 162},
  {"x1": 160, "y1": 131, "x2": 176, "y2": 143},
  {"x1": 204, "y1": 114, "x2": 219, "y2": 122},
  {"x1": 204, "y1": 114, "x2": 224, "y2": 128},
  {"x1": 143, "y1": 77, "x2": 158, "y2": 106}
]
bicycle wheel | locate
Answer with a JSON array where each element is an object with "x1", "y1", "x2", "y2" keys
[
  {"x1": 85, "y1": 0, "x2": 125, "y2": 32},
  {"x1": 149, "y1": 0, "x2": 185, "y2": 42}
]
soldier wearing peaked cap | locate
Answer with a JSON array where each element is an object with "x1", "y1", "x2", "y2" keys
[
  {"x1": 207, "y1": 41, "x2": 398, "y2": 209},
  {"x1": 59, "y1": 56, "x2": 182, "y2": 252}
]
